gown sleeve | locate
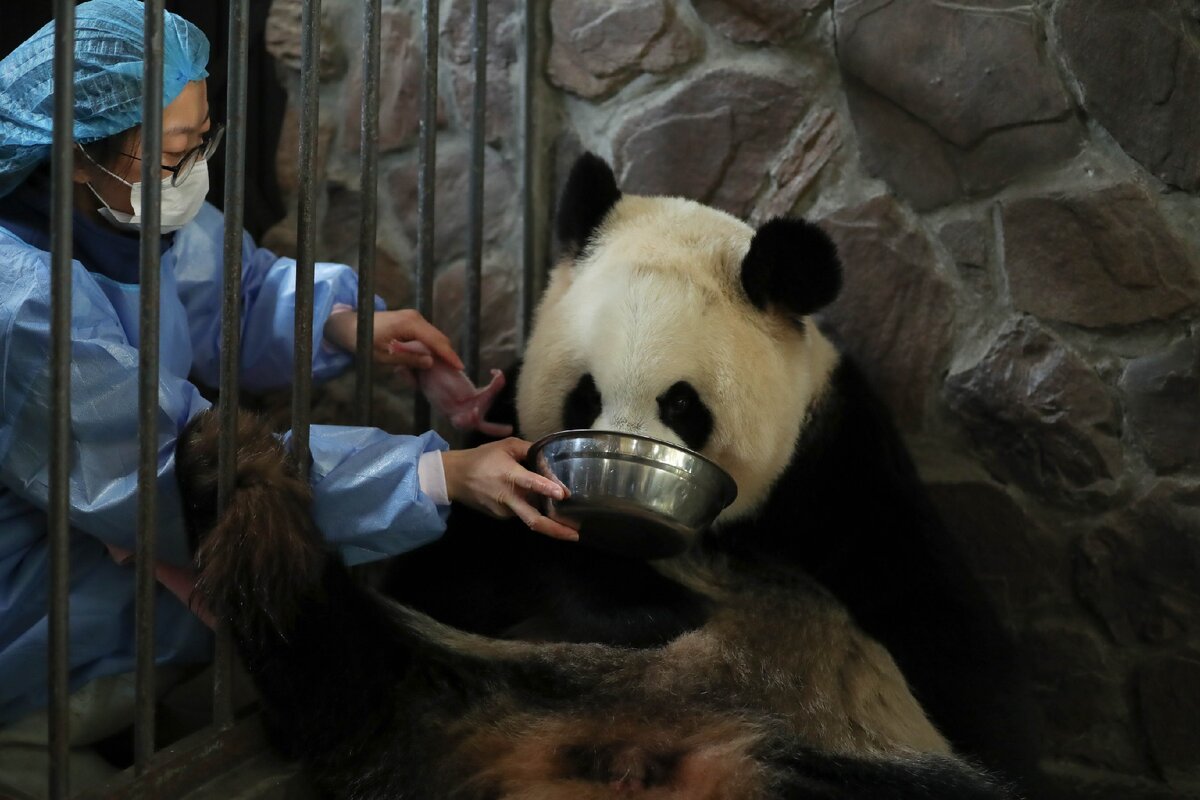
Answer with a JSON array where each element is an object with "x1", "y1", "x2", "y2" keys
[
  {"x1": 288, "y1": 426, "x2": 450, "y2": 566},
  {"x1": 170, "y1": 207, "x2": 445, "y2": 563},
  {"x1": 0, "y1": 230, "x2": 446, "y2": 570},
  {"x1": 0, "y1": 247, "x2": 208, "y2": 567},
  {"x1": 173, "y1": 203, "x2": 382, "y2": 393}
]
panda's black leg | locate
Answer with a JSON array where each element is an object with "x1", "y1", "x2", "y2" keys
[
  {"x1": 382, "y1": 505, "x2": 555, "y2": 637},
  {"x1": 386, "y1": 515, "x2": 711, "y2": 648},
  {"x1": 509, "y1": 546, "x2": 711, "y2": 647}
]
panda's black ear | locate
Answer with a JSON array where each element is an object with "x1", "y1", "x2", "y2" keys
[
  {"x1": 556, "y1": 152, "x2": 622, "y2": 256},
  {"x1": 740, "y1": 218, "x2": 842, "y2": 318}
]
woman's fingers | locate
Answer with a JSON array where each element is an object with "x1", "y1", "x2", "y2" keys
[
  {"x1": 505, "y1": 494, "x2": 580, "y2": 542},
  {"x1": 444, "y1": 438, "x2": 580, "y2": 543},
  {"x1": 503, "y1": 437, "x2": 532, "y2": 460},
  {"x1": 374, "y1": 310, "x2": 464, "y2": 371},
  {"x1": 376, "y1": 346, "x2": 433, "y2": 370},
  {"x1": 330, "y1": 307, "x2": 464, "y2": 371},
  {"x1": 513, "y1": 469, "x2": 568, "y2": 502},
  {"x1": 417, "y1": 328, "x2": 464, "y2": 372},
  {"x1": 501, "y1": 461, "x2": 579, "y2": 541},
  {"x1": 504, "y1": 439, "x2": 572, "y2": 503},
  {"x1": 400, "y1": 313, "x2": 463, "y2": 371}
]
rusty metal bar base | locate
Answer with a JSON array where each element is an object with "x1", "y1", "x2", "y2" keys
[
  {"x1": 414, "y1": 0, "x2": 439, "y2": 432},
  {"x1": 134, "y1": 0, "x2": 166, "y2": 772},
  {"x1": 214, "y1": 0, "x2": 251, "y2": 729},
  {"x1": 356, "y1": 0, "x2": 382, "y2": 426},
  {"x1": 465, "y1": 0, "x2": 487, "y2": 385},
  {"x1": 47, "y1": 0, "x2": 76, "y2": 795},
  {"x1": 520, "y1": 0, "x2": 536, "y2": 348},
  {"x1": 76, "y1": 714, "x2": 274, "y2": 800},
  {"x1": 292, "y1": 0, "x2": 322, "y2": 478}
]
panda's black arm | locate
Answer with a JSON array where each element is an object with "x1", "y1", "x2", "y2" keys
[
  {"x1": 383, "y1": 502, "x2": 710, "y2": 648},
  {"x1": 387, "y1": 359, "x2": 710, "y2": 647},
  {"x1": 503, "y1": 540, "x2": 711, "y2": 647},
  {"x1": 381, "y1": 503, "x2": 552, "y2": 636},
  {"x1": 713, "y1": 358, "x2": 1041, "y2": 788}
]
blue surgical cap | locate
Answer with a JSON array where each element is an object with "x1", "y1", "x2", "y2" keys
[{"x1": 0, "y1": 0, "x2": 210, "y2": 197}]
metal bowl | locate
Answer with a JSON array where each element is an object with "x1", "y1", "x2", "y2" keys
[{"x1": 527, "y1": 430, "x2": 738, "y2": 559}]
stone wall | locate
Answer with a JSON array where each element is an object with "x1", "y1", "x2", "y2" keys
[{"x1": 265, "y1": 0, "x2": 1200, "y2": 796}]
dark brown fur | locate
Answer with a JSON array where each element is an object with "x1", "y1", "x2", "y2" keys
[
  {"x1": 176, "y1": 411, "x2": 324, "y2": 637},
  {"x1": 178, "y1": 408, "x2": 1012, "y2": 799}
]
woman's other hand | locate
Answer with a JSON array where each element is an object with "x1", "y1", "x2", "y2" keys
[
  {"x1": 440, "y1": 439, "x2": 580, "y2": 542},
  {"x1": 325, "y1": 308, "x2": 464, "y2": 371}
]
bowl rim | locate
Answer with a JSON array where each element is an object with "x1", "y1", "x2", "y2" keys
[{"x1": 527, "y1": 428, "x2": 739, "y2": 508}]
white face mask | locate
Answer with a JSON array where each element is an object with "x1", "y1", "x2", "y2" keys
[{"x1": 84, "y1": 154, "x2": 209, "y2": 234}]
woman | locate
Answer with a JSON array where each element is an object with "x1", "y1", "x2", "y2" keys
[{"x1": 0, "y1": 1, "x2": 573, "y2": 793}]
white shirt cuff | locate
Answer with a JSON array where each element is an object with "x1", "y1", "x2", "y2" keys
[{"x1": 418, "y1": 450, "x2": 450, "y2": 506}]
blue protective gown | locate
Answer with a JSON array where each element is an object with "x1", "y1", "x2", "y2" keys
[{"x1": 0, "y1": 176, "x2": 449, "y2": 724}]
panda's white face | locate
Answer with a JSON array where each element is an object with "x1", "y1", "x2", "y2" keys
[{"x1": 518, "y1": 194, "x2": 840, "y2": 523}]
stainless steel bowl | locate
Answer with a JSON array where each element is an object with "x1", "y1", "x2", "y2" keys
[{"x1": 527, "y1": 430, "x2": 738, "y2": 559}]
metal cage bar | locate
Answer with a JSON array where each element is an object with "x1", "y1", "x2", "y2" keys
[
  {"x1": 40, "y1": 0, "x2": 549, "y2": 792},
  {"x1": 465, "y1": 0, "x2": 488, "y2": 384},
  {"x1": 134, "y1": 0, "x2": 166, "y2": 772},
  {"x1": 414, "y1": 0, "x2": 439, "y2": 432},
  {"x1": 293, "y1": 0, "x2": 322, "y2": 479},
  {"x1": 48, "y1": 1, "x2": 76, "y2": 796},
  {"x1": 214, "y1": 0, "x2": 251, "y2": 728},
  {"x1": 520, "y1": 0, "x2": 535, "y2": 347},
  {"x1": 356, "y1": 0, "x2": 382, "y2": 425}
]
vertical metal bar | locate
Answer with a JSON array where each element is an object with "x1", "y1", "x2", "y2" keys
[
  {"x1": 465, "y1": 0, "x2": 487, "y2": 384},
  {"x1": 47, "y1": 2, "x2": 75, "y2": 797},
  {"x1": 414, "y1": 0, "x2": 439, "y2": 431},
  {"x1": 293, "y1": 0, "x2": 322, "y2": 479},
  {"x1": 356, "y1": 0, "x2": 382, "y2": 426},
  {"x1": 214, "y1": 0, "x2": 250, "y2": 728},
  {"x1": 520, "y1": 0, "x2": 535, "y2": 346},
  {"x1": 135, "y1": 0, "x2": 166, "y2": 771}
]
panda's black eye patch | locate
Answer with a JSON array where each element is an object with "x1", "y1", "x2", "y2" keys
[
  {"x1": 563, "y1": 374, "x2": 603, "y2": 430},
  {"x1": 657, "y1": 382, "x2": 712, "y2": 452}
]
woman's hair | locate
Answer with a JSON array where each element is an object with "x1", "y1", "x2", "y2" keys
[
  {"x1": 0, "y1": 1, "x2": 209, "y2": 198},
  {"x1": 79, "y1": 127, "x2": 140, "y2": 176}
]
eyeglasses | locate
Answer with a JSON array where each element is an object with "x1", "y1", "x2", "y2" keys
[{"x1": 121, "y1": 123, "x2": 226, "y2": 187}]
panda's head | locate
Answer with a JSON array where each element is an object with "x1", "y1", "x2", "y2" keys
[{"x1": 517, "y1": 153, "x2": 843, "y2": 523}]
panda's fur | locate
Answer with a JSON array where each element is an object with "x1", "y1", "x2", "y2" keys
[
  {"x1": 177, "y1": 154, "x2": 1030, "y2": 798},
  {"x1": 518, "y1": 194, "x2": 842, "y2": 523}
]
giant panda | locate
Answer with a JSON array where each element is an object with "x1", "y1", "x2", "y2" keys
[{"x1": 177, "y1": 153, "x2": 1029, "y2": 798}]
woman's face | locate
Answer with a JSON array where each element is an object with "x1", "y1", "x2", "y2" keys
[{"x1": 74, "y1": 79, "x2": 211, "y2": 216}]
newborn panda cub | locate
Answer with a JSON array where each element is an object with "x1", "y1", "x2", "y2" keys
[{"x1": 179, "y1": 154, "x2": 1021, "y2": 799}]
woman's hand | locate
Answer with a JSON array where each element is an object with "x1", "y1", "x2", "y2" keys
[
  {"x1": 324, "y1": 308, "x2": 464, "y2": 371},
  {"x1": 440, "y1": 439, "x2": 580, "y2": 542}
]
